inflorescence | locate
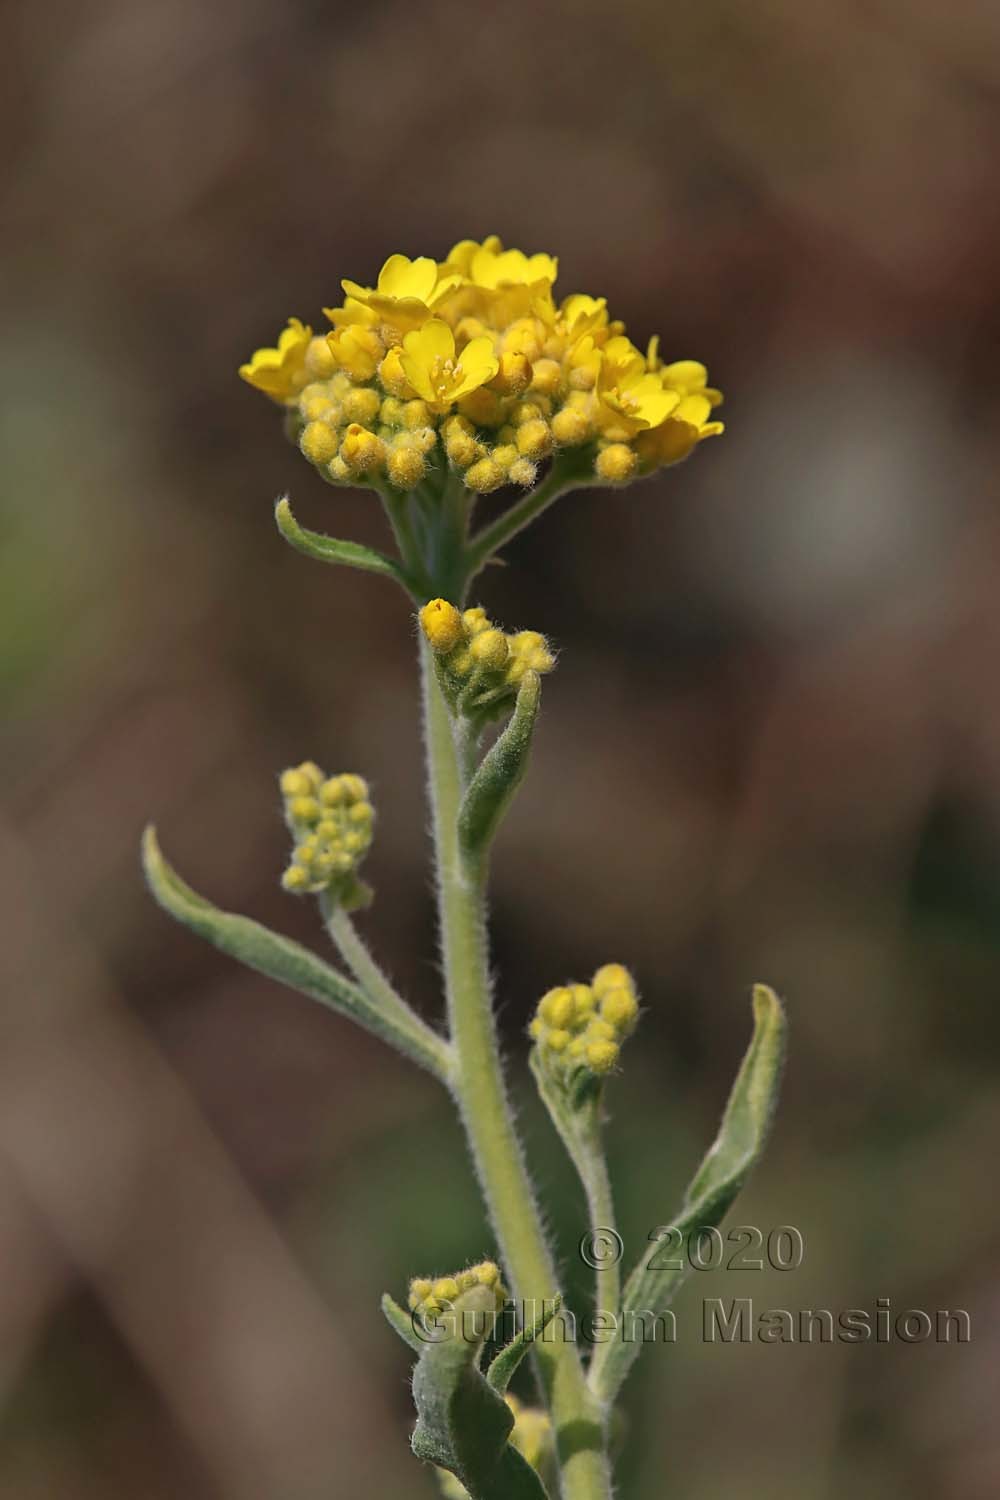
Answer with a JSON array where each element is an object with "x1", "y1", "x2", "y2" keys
[
  {"x1": 419, "y1": 598, "x2": 554, "y2": 720},
  {"x1": 529, "y1": 964, "x2": 640, "y2": 1079},
  {"x1": 407, "y1": 1260, "x2": 507, "y2": 1321},
  {"x1": 279, "y1": 762, "x2": 374, "y2": 906},
  {"x1": 240, "y1": 237, "x2": 723, "y2": 496}
]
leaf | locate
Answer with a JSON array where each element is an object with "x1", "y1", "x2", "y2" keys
[
  {"x1": 485, "y1": 1295, "x2": 562, "y2": 1395},
  {"x1": 274, "y1": 495, "x2": 408, "y2": 584},
  {"x1": 410, "y1": 1285, "x2": 550, "y2": 1500},
  {"x1": 458, "y1": 672, "x2": 541, "y2": 858},
  {"x1": 142, "y1": 827, "x2": 452, "y2": 1084},
  {"x1": 381, "y1": 1292, "x2": 425, "y2": 1354},
  {"x1": 588, "y1": 985, "x2": 787, "y2": 1403}
]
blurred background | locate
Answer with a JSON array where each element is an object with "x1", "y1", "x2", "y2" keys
[{"x1": 2, "y1": 0, "x2": 1000, "y2": 1495}]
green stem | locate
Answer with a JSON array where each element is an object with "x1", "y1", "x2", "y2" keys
[
  {"x1": 531, "y1": 1061, "x2": 621, "y2": 1327},
  {"x1": 321, "y1": 894, "x2": 455, "y2": 1086},
  {"x1": 465, "y1": 459, "x2": 597, "y2": 582},
  {"x1": 576, "y1": 1115, "x2": 620, "y2": 1324},
  {"x1": 421, "y1": 642, "x2": 611, "y2": 1500},
  {"x1": 375, "y1": 482, "x2": 432, "y2": 599}
]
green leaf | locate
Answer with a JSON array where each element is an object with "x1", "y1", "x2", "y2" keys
[
  {"x1": 274, "y1": 495, "x2": 408, "y2": 584},
  {"x1": 458, "y1": 672, "x2": 541, "y2": 858},
  {"x1": 588, "y1": 985, "x2": 787, "y2": 1403},
  {"x1": 381, "y1": 1292, "x2": 425, "y2": 1354},
  {"x1": 410, "y1": 1285, "x2": 550, "y2": 1500},
  {"x1": 141, "y1": 827, "x2": 452, "y2": 1084},
  {"x1": 485, "y1": 1294, "x2": 562, "y2": 1395}
]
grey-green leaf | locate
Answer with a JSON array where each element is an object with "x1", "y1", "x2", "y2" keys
[
  {"x1": 458, "y1": 672, "x2": 541, "y2": 858},
  {"x1": 410, "y1": 1285, "x2": 550, "y2": 1500},
  {"x1": 142, "y1": 827, "x2": 452, "y2": 1084},
  {"x1": 589, "y1": 985, "x2": 787, "y2": 1403},
  {"x1": 275, "y1": 495, "x2": 408, "y2": 584},
  {"x1": 381, "y1": 1292, "x2": 425, "y2": 1354},
  {"x1": 485, "y1": 1294, "x2": 562, "y2": 1394}
]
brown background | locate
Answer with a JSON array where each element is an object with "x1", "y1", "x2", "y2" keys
[{"x1": 2, "y1": 1, "x2": 1000, "y2": 1495}]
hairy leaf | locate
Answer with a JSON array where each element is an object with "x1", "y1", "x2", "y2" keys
[
  {"x1": 458, "y1": 672, "x2": 541, "y2": 858},
  {"x1": 142, "y1": 827, "x2": 452, "y2": 1082},
  {"x1": 275, "y1": 495, "x2": 408, "y2": 583},
  {"x1": 589, "y1": 985, "x2": 787, "y2": 1402}
]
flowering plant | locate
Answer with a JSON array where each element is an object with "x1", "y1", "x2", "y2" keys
[{"x1": 144, "y1": 237, "x2": 785, "y2": 1500}]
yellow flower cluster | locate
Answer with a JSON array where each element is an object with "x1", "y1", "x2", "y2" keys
[
  {"x1": 239, "y1": 237, "x2": 723, "y2": 493},
  {"x1": 407, "y1": 1260, "x2": 506, "y2": 1319},
  {"x1": 419, "y1": 598, "x2": 554, "y2": 718},
  {"x1": 529, "y1": 964, "x2": 640, "y2": 1077},
  {"x1": 436, "y1": 1395, "x2": 553, "y2": 1499},
  {"x1": 279, "y1": 762, "x2": 374, "y2": 895}
]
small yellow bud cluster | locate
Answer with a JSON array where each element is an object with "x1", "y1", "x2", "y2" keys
[
  {"x1": 240, "y1": 240, "x2": 724, "y2": 498},
  {"x1": 419, "y1": 599, "x2": 555, "y2": 719},
  {"x1": 294, "y1": 364, "x2": 437, "y2": 490},
  {"x1": 407, "y1": 1260, "x2": 506, "y2": 1319},
  {"x1": 529, "y1": 964, "x2": 639, "y2": 1078},
  {"x1": 279, "y1": 762, "x2": 374, "y2": 897}
]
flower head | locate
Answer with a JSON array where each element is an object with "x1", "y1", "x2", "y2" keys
[
  {"x1": 239, "y1": 238, "x2": 724, "y2": 495},
  {"x1": 419, "y1": 600, "x2": 555, "y2": 721},
  {"x1": 280, "y1": 763, "x2": 374, "y2": 908},
  {"x1": 529, "y1": 964, "x2": 640, "y2": 1080}
]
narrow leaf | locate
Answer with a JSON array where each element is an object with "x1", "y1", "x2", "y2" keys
[
  {"x1": 485, "y1": 1295, "x2": 562, "y2": 1394},
  {"x1": 458, "y1": 672, "x2": 541, "y2": 858},
  {"x1": 142, "y1": 827, "x2": 452, "y2": 1083},
  {"x1": 381, "y1": 1292, "x2": 425, "y2": 1354},
  {"x1": 589, "y1": 986, "x2": 786, "y2": 1402},
  {"x1": 275, "y1": 495, "x2": 407, "y2": 583}
]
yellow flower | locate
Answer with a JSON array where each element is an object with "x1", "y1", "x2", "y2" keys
[
  {"x1": 441, "y1": 235, "x2": 504, "y2": 277},
  {"x1": 559, "y1": 293, "x2": 609, "y2": 343},
  {"x1": 597, "y1": 336, "x2": 680, "y2": 433},
  {"x1": 341, "y1": 254, "x2": 461, "y2": 333},
  {"x1": 443, "y1": 237, "x2": 558, "y2": 327},
  {"x1": 634, "y1": 404, "x2": 725, "y2": 469},
  {"x1": 238, "y1": 318, "x2": 312, "y2": 404},
  {"x1": 325, "y1": 322, "x2": 383, "y2": 382},
  {"x1": 241, "y1": 239, "x2": 725, "y2": 491},
  {"x1": 634, "y1": 359, "x2": 725, "y2": 468},
  {"x1": 401, "y1": 320, "x2": 499, "y2": 413},
  {"x1": 467, "y1": 244, "x2": 558, "y2": 292}
]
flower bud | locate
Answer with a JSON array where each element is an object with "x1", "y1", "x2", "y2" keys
[
  {"x1": 595, "y1": 443, "x2": 637, "y2": 482},
  {"x1": 340, "y1": 423, "x2": 385, "y2": 473},
  {"x1": 342, "y1": 387, "x2": 381, "y2": 426},
  {"x1": 470, "y1": 628, "x2": 509, "y2": 671},
  {"x1": 300, "y1": 421, "x2": 340, "y2": 466},
  {"x1": 420, "y1": 598, "x2": 465, "y2": 653},
  {"x1": 387, "y1": 444, "x2": 426, "y2": 490},
  {"x1": 465, "y1": 457, "x2": 506, "y2": 493},
  {"x1": 551, "y1": 406, "x2": 592, "y2": 446},
  {"x1": 516, "y1": 418, "x2": 553, "y2": 460}
]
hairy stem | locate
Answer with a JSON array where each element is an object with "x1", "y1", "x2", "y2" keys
[
  {"x1": 321, "y1": 894, "x2": 455, "y2": 1086},
  {"x1": 421, "y1": 641, "x2": 611, "y2": 1500},
  {"x1": 576, "y1": 1119, "x2": 620, "y2": 1324},
  {"x1": 465, "y1": 460, "x2": 597, "y2": 582}
]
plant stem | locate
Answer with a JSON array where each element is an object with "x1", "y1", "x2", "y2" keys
[
  {"x1": 321, "y1": 895, "x2": 455, "y2": 1086},
  {"x1": 575, "y1": 1117, "x2": 620, "y2": 1324},
  {"x1": 531, "y1": 1061, "x2": 621, "y2": 1327},
  {"x1": 465, "y1": 460, "x2": 597, "y2": 582},
  {"x1": 421, "y1": 641, "x2": 612, "y2": 1500}
]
